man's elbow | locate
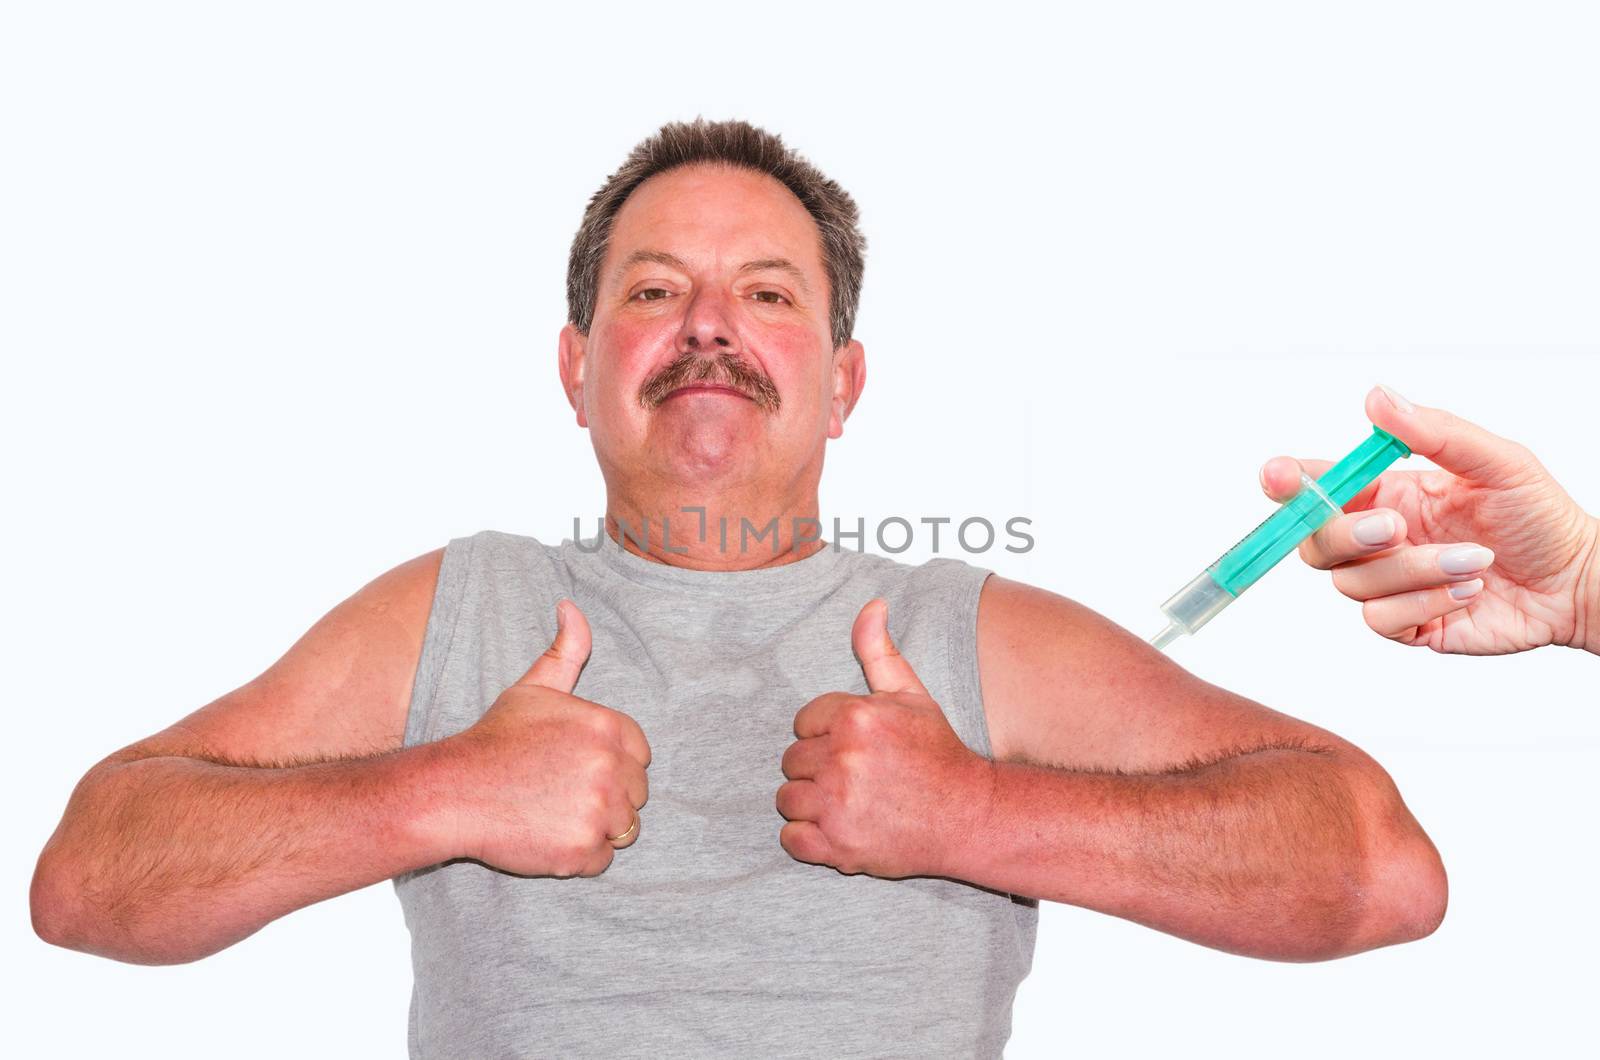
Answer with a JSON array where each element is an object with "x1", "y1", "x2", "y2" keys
[
  {"x1": 30, "y1": 848, "x2": 84, "y2": 953},
  {"x1": 1307, "y1": 815, "x2": 1447, "y2": 962},
  {"x1": 1269, "y1": 835, "x2": 1445, "y2": 963},
  {"x1": 1312, "y1": 752, "x2": 1449, "y2": 959},
  {"x1": 31, "y1": 848, "x2": 215, "y2": 965},
  {"x1": 1363, "y1": 827, "x2": 1449, "y2": 949}
]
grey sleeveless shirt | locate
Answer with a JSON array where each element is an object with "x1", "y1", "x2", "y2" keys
[{"x1": 392, "y1": 529, "x2": 1039, "y2": 1058}]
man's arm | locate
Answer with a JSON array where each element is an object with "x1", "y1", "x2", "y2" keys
[
  {"x1": 952, "y1": 575, "x2": 1447, "y2": 962},
  {"x1": 30, "y1": 548, "x2": 455, "y2": 965}
]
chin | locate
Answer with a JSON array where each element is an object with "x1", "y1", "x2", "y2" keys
[
  {"x1": 646, "y1": 413, "x2": 759, "y2": 469},
  {"x1": 664, "y1": 440, "x2": 759, "y2": 484}
]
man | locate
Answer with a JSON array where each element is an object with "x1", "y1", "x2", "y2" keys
[{"x1": 31, "y1": 119, "x2": 1447, "y2": 1058}]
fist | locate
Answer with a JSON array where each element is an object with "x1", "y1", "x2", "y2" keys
[
  {"x1": 776, "y1": 598, "x2": 993, "y2": 879},
  {"x1": 443, "y1": 599, "x2": 651, "y2": 878}
]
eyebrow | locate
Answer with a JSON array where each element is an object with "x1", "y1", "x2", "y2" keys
[
  {"x1": 613, "y1": 249, "x2": 813, "y2": 297},
  {"x1": 738, "y1": 258, "x2": 812, "y2": 297}
]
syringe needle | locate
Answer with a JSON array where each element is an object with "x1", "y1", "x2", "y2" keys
[{"x1": 1150, "y1": 622, "x2": 1183, "y2": 651}]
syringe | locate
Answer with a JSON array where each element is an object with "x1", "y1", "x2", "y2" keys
[{"x1": 1149, "y1": 425, "x2": 1411, "y2": 650}]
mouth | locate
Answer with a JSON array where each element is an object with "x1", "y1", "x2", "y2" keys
[{"x1": 663, "y1": 384, "x2": 753, "y2": 401}]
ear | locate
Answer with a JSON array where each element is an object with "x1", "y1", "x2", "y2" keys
[
  {"x1": 828, "y1": 339, "x2": 866, "y2": 440},
  {"x1": 558, "y1": 323, "x2": 590, "y2": 429}
]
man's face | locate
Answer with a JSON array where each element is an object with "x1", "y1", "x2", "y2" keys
[{"x1": 560, "y1": 164, "x2": 864, "y2": 501}]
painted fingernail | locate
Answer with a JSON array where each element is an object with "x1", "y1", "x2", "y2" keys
[
  {"x1": 1353, "y1": 514, "x2": 1395, "y2": 545},
  {"x1": 1378, "y1": 384, "x2": 1415, "y2": 413},
  {"x1": 1448, "y1": 578, "x2": 1484, "y2": 601},
  {"x1": 1439, "y1": 545, "x2": 1494, "y2": 575}
]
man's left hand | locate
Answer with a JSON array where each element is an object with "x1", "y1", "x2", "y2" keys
[{"x1": 776, "y1": 598, "x2": 994, "y2": 879}]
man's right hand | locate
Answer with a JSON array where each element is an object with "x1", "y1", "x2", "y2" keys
[{"x1": 440, "y1": 599, "x2": 651, "y2": 878}]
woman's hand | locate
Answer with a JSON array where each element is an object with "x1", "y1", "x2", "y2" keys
[{"x1": 1260, "y1": 385, "x2": 1599, "y2": 656}]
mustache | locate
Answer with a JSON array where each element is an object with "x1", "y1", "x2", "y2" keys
[{"x1": 637, "y1": 350, "x2": 782, "y2": 412}]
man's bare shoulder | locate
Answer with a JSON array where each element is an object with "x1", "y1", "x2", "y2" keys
[
  {"x1": 974, "y1": 574, "x2": 1344, "y2": 773},
  {"x1": 103, "y1": 546, "x2": 447, "y2": 771},
  {"x1": 974, "y1": 575, "x2": 1172, "y2": 759}
]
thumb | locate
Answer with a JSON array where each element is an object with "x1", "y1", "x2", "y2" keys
[
  {"x1": 1366, "y1": 384, "x2": 1536, "y2": 488},
  {"x1": 517, "y1": 598, "x2": 592, "y2": 693},
  {"x1": 1260, "y1": 455, "x2": 1335, "y2": 503},
  {"x1": 851, "y1": 598, "x2": 929, "y2": 696}
]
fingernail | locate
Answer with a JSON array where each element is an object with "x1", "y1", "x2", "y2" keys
[
  {"x1": 1378, "y1": 384, "x2": 1415, "y2": 413},
  {"x1": 1439, "y1": 545, "x2": 1494, "y2": 575},
  {"x1": 555, "y1": 599, "x2": 568, "y2": 630},
  {"x1": 1448, "y1": 578, "x2": 1484, "y2": 601},
  {"x1": 1353, "y1": 513, "x2": 1395, "y2": 545}
]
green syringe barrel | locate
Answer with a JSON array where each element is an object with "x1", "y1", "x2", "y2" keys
[
  {"x1": 1150, "y1": 426, "x2": 1411, "y2": 649},
  {"x1": 1214, "y1": 426, "x2": 1411, "y2": 592}
]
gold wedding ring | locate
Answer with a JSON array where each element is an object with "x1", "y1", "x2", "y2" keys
[{"x1": 607, "y1": 811, "x2": 638, "y2": 843}]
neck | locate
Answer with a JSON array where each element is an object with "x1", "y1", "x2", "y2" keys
[{"x1": 602, "y1": 489, "x2": 827, "y2": 572}]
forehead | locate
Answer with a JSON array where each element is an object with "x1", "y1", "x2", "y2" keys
[{"x1": 604, "y1": 164, "x2": 824, "y2": 280}]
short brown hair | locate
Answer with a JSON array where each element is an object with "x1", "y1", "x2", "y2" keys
[{"x1": 566, "y1": 118, "x2": 867, "y2": 350}]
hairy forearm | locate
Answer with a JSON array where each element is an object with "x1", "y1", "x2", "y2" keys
[
  {"x1": 30, "y1": 741, "x2": 457, "y2": 965},
  {"x1": 943, "y1": 747, "x2": 1444, "y2": 961}
]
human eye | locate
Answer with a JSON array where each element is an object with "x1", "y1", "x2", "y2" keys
[
  {"x1": 750, "y1": 289, "x2": 790, "y2": 305},
  {"x1": 632, "y1": 287, "x2": 672, "y2": 302}
]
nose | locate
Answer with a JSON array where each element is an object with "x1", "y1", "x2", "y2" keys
[{"x1": 675, "y1": 288, "x2": 738, "y2": 355}]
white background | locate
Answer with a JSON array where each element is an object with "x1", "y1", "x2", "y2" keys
[{"x1": 4, "y1": 2, "x2": 1597, "y2": 1057}]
